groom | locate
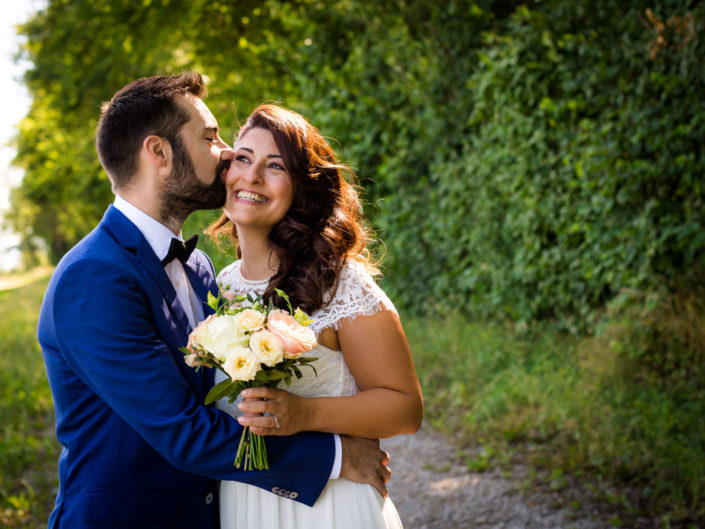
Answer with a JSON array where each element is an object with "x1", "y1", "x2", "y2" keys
[{"x1": 38, "y1": 73, "x2": 390, "y2": 529}]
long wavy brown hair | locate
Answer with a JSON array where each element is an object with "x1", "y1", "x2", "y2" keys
[{"x1": 206, "y1": 104, "x2": 378, "y2": 313}]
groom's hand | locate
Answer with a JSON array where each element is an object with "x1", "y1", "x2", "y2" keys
[{"x1": 340, "y1": 435, "x2": 391, "y2": 498}]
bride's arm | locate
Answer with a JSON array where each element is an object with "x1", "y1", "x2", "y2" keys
[{"x1": 237, "y1": 308, "x2": 424, "y2": 439}]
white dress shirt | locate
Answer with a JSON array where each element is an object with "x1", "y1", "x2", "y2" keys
[{"x1": 113, "y1": 195, "x2": 342, "y2": 480}]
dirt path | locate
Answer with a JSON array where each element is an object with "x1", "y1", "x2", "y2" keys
[
  {"x1": 382, "y1": 424, "x2": 629, "y2": 529},
  {"x1": 0, "y1": 266, "x2": 53, "y2": 292}
]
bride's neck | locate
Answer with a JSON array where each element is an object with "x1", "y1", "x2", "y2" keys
[{"x1": 237, "y1": 228, "x2": 279, "y2": 281}]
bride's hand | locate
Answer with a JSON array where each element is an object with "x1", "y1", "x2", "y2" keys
[{"x1": 236, "y1": 387, "x2": 310, "y2": 436}]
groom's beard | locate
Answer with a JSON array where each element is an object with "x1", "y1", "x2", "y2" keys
[{"x1": 159, "y1": 136, "x2": 228, "y2": 225}]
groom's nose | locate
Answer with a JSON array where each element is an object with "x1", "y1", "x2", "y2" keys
[{"x1": 219, "y1": 147, "x2": 235, "y2": 161}]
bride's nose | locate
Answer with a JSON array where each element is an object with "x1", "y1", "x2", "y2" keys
[{"x1": 242, "y1": 163, "x2": 263, "y2": 185}]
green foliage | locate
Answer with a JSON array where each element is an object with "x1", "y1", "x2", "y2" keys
[
  {"x1": 10, "y1": 0, "x2": 704, "y2": 332},
  {"x1": 0, "y1": 277, "x2": 60, "y2": 528}
]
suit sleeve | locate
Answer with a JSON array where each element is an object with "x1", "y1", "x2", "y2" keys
[{"x1": 51, "y1": 256, "x2": 334, "y2": 506}]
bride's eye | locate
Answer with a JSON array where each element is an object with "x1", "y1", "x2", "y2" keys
[{"x1": 235, "y1": 154, "x2": 250, "y2": 163}]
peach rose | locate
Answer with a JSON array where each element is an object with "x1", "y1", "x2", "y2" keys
[
  {"x1": 267, "y1": 309, "x2": 317, "y2": 358},
  {"x1": 235, "y1": 308, "x2": 266, "y2": 332}
]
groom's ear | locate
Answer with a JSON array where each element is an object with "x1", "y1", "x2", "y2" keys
[{"x1": 142, "y1": 135, "x2": 171, "y2": 170}]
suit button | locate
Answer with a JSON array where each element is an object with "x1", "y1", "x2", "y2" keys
[{"x1": 205, "y1": 492, "x2": 214, "y2": 505}]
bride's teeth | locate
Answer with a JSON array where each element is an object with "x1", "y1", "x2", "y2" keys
[{"x1": 237, "y1": 191, "x2": 266, "y2": 203}]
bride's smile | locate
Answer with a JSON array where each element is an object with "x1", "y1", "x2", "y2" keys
[{"x1": 236, "y1": 190, "x2": 267, "y2": 203}]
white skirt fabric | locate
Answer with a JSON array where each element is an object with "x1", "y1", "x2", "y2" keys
[{"x1": 219, "y1": 477, "x2": 403, "y2": 529}]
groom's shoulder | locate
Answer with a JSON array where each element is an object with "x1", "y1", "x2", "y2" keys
[
  {"x1": 50, "y1": 219, "x2": 134, "y2": 290},
  {"x1": 58, "y1": 223, "x2": 119, "y2": 266}
]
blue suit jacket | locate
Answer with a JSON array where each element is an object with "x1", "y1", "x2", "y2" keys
[{"x1": 38, "y1": 205, "x2": 334, "y2": 529}]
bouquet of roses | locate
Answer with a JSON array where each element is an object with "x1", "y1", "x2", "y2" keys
[{"x1": 181, "y1": 287, "x2": 317, "y2": 470}]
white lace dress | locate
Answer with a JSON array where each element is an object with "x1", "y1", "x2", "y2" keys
[{"x1": 215, "y1": 260, "x2": 404, "y2": 529}]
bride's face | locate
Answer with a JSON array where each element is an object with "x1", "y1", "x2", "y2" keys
[{"x1": 223, "y1": 127, "x2": 294, "y2": 234}]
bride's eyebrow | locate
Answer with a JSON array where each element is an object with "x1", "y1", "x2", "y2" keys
[{"x1": 235, "y1": 147, "x2": 282, "y2": 158}]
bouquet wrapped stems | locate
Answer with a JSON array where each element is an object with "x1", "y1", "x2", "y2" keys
[{"x1": 234, "y1": 381, "x2": 269, "y2": 470}]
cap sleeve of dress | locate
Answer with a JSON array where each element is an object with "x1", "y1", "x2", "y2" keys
[{"x1": 310, "y1": 260, "x2": 397, "y2": 334}]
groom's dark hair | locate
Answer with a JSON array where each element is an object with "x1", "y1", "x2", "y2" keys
[{"x1": 96, "y1": 72, "x2": 206, "y2": 191}]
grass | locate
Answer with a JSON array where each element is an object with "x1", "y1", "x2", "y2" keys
[
  {"x1": 0, "y1": 275, "x2": 59, "y2": 528},
  {"x1": 2, "y1": 272, "x2": 703, "y2": 527},
  {"x1": 404, "y1": 313, "x2": 705, "y2": 526}
]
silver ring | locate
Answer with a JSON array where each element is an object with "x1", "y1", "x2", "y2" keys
[{"x1": 273, "y1": 415, "x2": 280, "y2": 429}]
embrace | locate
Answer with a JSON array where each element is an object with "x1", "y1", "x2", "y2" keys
[{"x1": 37, "y1": 73, "x2": 423, "y2": 528}]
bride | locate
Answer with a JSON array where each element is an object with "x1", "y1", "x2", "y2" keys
[{"x1": 206, "y1": 104, "x2": 423, "y2": 528}]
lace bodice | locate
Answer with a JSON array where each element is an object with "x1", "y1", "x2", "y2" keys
[{"x1": 214, "y1": 260, "x2": 397, "y2": 415}]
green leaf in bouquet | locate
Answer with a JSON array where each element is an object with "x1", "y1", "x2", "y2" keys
[
  {"x1": 297, "y1": 357, "x2": 319, "y2": 377},
  {"x1": 205, "y1": 376, "x2": 240, "y2": 405},
  {"x1": 256, "y1": 369, "x2": 287, "y2": 383},
  {"x1": 293, "y1": 307, "x2": 313, "y2": 326},
  {"x1": 226, "y1": 381, "x2": 247, "y2": 402},
  {"x1": 292, "y1": 365, "x2": 303, "y2": 379},
  {"x1": 274, "y1": 289, "x2": 294, "y2": 313},
  {"x1": 207, "y1": 290, "x2": 220, "y2": 312},
  {"x1": 297, "y1": 357, "x2": 318, "y2": 364}
]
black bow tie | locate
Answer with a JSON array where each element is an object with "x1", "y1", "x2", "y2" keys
[{"x1": 161, "y1": 235, "x2": 199, "y2": 266}]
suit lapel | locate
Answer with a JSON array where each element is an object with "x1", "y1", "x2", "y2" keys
[
  {"x1": 183, "y1": 256, "x2": 218, "y2": 319},
  {"x1": 101, "y1": 206, "x2": 193, "y2": 340},
  {"x1": 183, "y1": 256, "x2": 218, "y2": 390}
]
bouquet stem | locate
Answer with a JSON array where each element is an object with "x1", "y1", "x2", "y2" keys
[
  {"x1": 234, "y1": 381, "x2": 269, "y2": 470},
  {"x1": 234, "y1": 427, "x2": 269, "y2": 470}
]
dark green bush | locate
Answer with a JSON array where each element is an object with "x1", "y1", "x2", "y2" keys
[{"x1": 602, "y1": 267, "x2": 705, "y2": 390}]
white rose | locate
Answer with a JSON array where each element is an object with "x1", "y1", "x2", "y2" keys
[
  {"x1": 249, "y1": 330, "x2": 285, "y2": 367},
  {"x1": 221, "y1": 346, "x2": 260, "y2": 381},
  {"x1": 187, "y1": 314, "x2": 216, "y2": 350},
  {"x1": 234, "y1": 308, "x2": 266, "y2": 332},
  {"x1": 198, "y1": 315, "x2": 249, "y2": 362}
]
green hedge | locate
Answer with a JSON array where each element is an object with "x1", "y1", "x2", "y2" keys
[{"x1": 358, "y1": 1, "x2": 705, "y2": 331}]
